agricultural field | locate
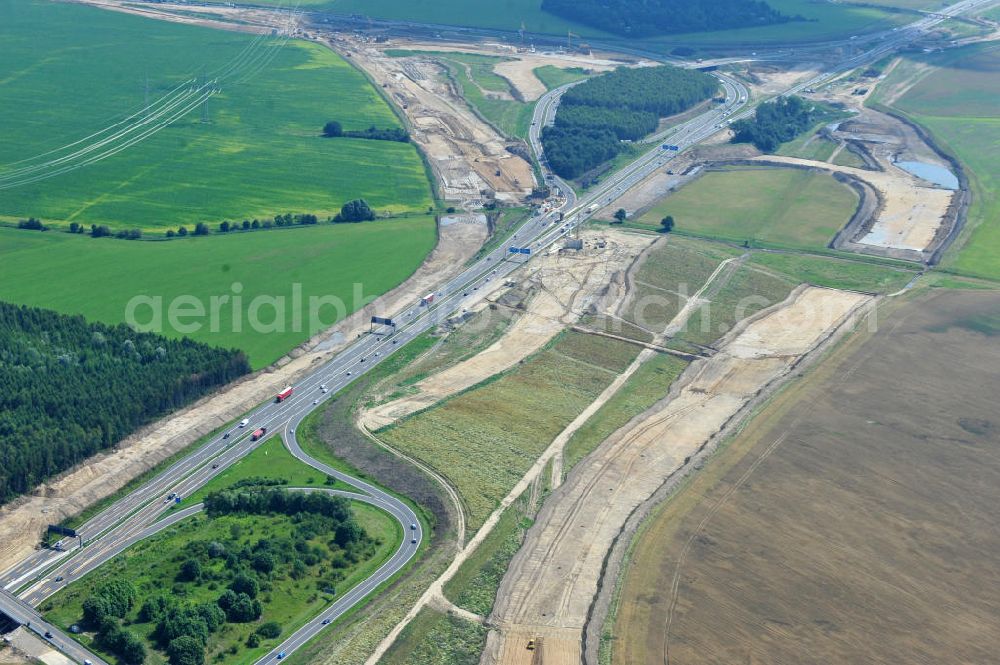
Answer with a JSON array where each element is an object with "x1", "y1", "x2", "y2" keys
[
  {"x1": 205, "y1": 0, "x2": 910, "y2": 47},
  {"x1": 43, "y1": 494, "x2": 399, "y2": 665},
  {"x1": 617, "y1": 236, "x2": 743, "y2": 336},
  {"x1": 443, "y1": 493, "x2": 536, "y2": 615},
  {"x1": 749, "y1": 252, "x2": 916, "y2": 293},
  {"x1": 0, "y1": 218, "x2": 436, "y2": 368},
  {"x1": 380, "y1": 608, "x2": 486, "y2": 665},
  {"x1": 874, "y1": 44, "x2": 1000, "y2": 280},
  {"x1": 636, "y1": 167, "x2": 860, "y2": 251},
  {"x1": 0, "y1": 1, "x2": 432, "y2": 230},
  {"x1": 679, "y1": 262, "x2": 795, "y2": 347},
  {"x1": 378, "y1": 331, "x2": 642, "y2": 531},
  {"x1": 609, "y1": 289, "x2": 1000, "y2": 665},
  {"x1": 585, "y1": 234, "x2": 912, "y2": 348}
]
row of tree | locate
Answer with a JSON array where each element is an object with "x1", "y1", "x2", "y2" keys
[
  {"x1": 730, "y1": 95, "x2": 814, "y2": 152},
  {"x1": 204, "y1": 488, "x2": 354, "y2": 524},
  {"x1": 542, "y1": 66, "x2": 718, "y2": 179},
  {"x1": 541, "y1": 0, "x2": 796, "y2": 37},
  {"x1": 9, "y1": 198, "x2": 382, "y2": 243},
  {"x1": 0, "y1": 303, "x2": 250, "y2": 504},
  {"x1": 323, "y1": 121, "x2": 410, "y2": 143}
]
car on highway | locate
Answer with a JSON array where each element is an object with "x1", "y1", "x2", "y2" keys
[
  {"x1": 322, "y1": 618, "x2": 331, "y2": 625},
  {"x1": 55, "y1": 576, "x2": 63, "y2": 582},
  {"x1": 44, "y1": 631, "x2": 52, "y2": 639},
  {"x1": 277, "y1": 652, "x2": 286, "y2": 660},
  {"x1": 411, "y1": 537, "x2": 417, "y2": 544},
  {"x1": 313, "y1": 399, "x2": 319, "y2": 405},
  {"x1": 239, "y1": 419, "x2": 249, "y2": 428},
  {"x1": 411, "y1": 523, "x2": 417, "y2": 530},
  {"x1": 346, "y1": 371, "x2": 352, "y2": 376},
  {"x1": 212, "y1": 463, "x2": 219, "y2": 469},
  {"x1": 223, "y1": 432, "x2": 230, "y2": 439}
]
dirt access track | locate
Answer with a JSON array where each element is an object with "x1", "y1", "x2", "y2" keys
[
  {"x1": 326, "y1": 36, "x2": 537, "y2": 206},
  {"x1": 381, "y1": 41, "x2": 632, "y2": 101},
  {"x1": 361, "y1": 230, "x2": 655, "y2": 429},
  {"x1": 0, "y1": 218, "x2": 487, "y2": 572},
  {"x1": 482, "y1": 286, "x2": 871, "y2": 665}
]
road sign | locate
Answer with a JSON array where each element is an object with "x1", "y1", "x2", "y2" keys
[
  {"x1": 371, "y1": 316, "x2": 395, "y2": 327},
  {"x1": 47, "y1": 525, "x2": 77, "y2": 538}
]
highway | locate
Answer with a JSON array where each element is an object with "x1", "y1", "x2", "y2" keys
[{"x1": 0, "y1": 1, "x2": 986, "y2": 661}]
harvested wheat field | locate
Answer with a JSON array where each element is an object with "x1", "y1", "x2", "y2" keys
[{"x1": 611, "y1": 288, "x2": 1000, "y2": 665}]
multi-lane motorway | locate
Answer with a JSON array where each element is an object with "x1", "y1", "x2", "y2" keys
[{"x1": 0, "y1": 1, "x2": 988, "y2": 661}]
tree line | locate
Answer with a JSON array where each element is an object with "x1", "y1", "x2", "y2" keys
[
  {"x1": 730, "y1": 95, "x2": 814, "y2": 152},
  {"x1": 542, "y1": 66, "x2": 718, "y2": 179},
  {"x1": 0, "y1": 303, "x2": 250, "y2": 504},
  {"x1": 541, "y1": 0, "x2": 797, "y2": 37},
  {"x1": 8, "y1": 199, "x2": 382, "y2": 242},
  {"x1": 323, "y1": 121, "x2": 410, "y2": 143}
]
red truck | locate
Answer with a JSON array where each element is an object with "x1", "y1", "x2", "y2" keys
[
  {"x1": 251, "y1": 427, "x2": 267, "y2": 441},
  {"x1": 276, "y1": 386, "x2": 294, "y2": 402},
  {"x1": 421, "y1": 293, "x2": 435, "y2": 306}
]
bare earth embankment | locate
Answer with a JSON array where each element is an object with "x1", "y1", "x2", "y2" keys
[
  {"x1": 362, "y1": 231, "x2": 654, "y2": 429},
  {"x1": 612, "y1": 288, "x2": 1000, "y2": 665},
  {"x1": 483, "y1": 286, "x2": 870, "y2": 665}
]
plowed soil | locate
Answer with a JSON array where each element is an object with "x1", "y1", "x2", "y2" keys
[{"x1": 612, "y1": 289, "x2": 1000, "y2": 665}]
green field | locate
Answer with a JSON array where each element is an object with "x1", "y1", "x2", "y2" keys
[
  {"x1": 379, "y1": 331, "x2": 641, "y2": 531},
  {"x1": 874, "y1": 44, "x2": 1000, "y2": 280},
  {"x1": 43, "y1": 502, "x2": 399, "y2": 665},
  {"x1": 380, "y1": 608, "x2": 486, "y2": 665},
  {"x1": 0, "y1": 219, "x2": 436, "y2": 368},
  {"x1": 533, "y1": 65, "x2": 592, "y2": 90},
  {"x1": 206, "y1": 0, "x2": 909, "y2": 47},
  {"x1": 172, "y1": 436, "x2": 350, "y2": 510},
  {"x1": 636, "y1": 168, "x2": 859, "y2": 251},
  {"x1": 443, "y1": 494, "x2": 534, "y2": 615},
  {"x1": 0, "y1": 1, "x2": 432, "y2": 229}
]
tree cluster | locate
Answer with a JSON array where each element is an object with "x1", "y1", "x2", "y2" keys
[
  {"x1": 541, "y1": 0, "x2": 796, "y2": 37},
  {"x1": 730, "y1": 95, "x2": 813, "y2": 152},
  {"x1": 81, "y1": 581, "x2": 145, "y2": 665},
  {"x1": 0, "y1": 303, "x2": 250, "y2": 503},
  {"x1": 332, "y1": 199, "x2": 376, "y2": 223},
  {"x1": 542, "y1": 66, "x2": 718, "y2": 179},
  {"x1": 323, "y1": 121, "x2": 409, "y2": 143},
  {"x1": 204, "y1": 489, "x2": 354, "y2": 523},
  {"x1": 16, "y1": 217, "x2": 47, "y2": 231},
  {"x1": 72, "y1": 488, "x2": 376, "y2": 665}
]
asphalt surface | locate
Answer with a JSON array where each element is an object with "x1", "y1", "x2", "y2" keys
[{"x1": 0, "y1": 2, "x2": 987, "y2": 661}]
